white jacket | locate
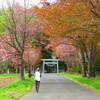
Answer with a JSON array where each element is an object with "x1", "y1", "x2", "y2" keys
[{"x1": 34, "y1": 72, "x2": 41, "y2": 81}]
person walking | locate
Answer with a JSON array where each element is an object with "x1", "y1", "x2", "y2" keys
[{"x1": 34, "y1": 68, "x2": 42, "y2": 93}]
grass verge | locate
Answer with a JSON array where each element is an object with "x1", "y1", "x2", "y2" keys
[
  {"x1": 0, "y1": 73, "x2": 19, "y2": 77},
  {"x1": 60, "y1": 72, "x2": 100, "y2": 91},
  {"x1": 0, "y1": 76, "x2": 34, "y2": 100}
]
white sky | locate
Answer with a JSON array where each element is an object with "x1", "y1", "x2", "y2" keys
[
  {"x1": 0, "y1": 0, "x2": 40, "y2": 8},
  {"x1": 0, "y1": 0, "x2": 57, "y2": 8}
]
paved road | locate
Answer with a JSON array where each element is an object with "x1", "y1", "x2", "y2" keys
[{"x1": 20, "y1": 74, "x2": 100, "y2": 100}]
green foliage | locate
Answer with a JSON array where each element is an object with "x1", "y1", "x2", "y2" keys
[
  {"x1": 31, "y1": 32, "x2": 49, "y2": 47},
  {"x1": 0, "y1": 61, "x2": 17, "y2": 74},
  {"x1": 59, "y1": 61, "x2": 66, "y2": 69},
  {"x1": 67, "y1": 67, "x2": 73, "y2": 73},
  {"x1": 72, "y1": 62, "x2": 82, "y2": 74},
  {"x1": 0, "y1": 10, "x2": 6, "y2": 33},
  {"x1": 67, "y1": 61, "x2": 82, "y2": 74},
  {"x1": 95, "y1": 64, "x2": 100, "y2": 74},
  {"x1": 0, "y1": 75, "x2": 34, "y2": 100},
  {"x1": 42, "y1": 48, "x2": 53, "y2": 59},
  {"x1": 60, "y1": 73, "x2": 100, "y2": 90},
  {"x1": 71, "y1": 66, "x2": 82, "y2": 74}
]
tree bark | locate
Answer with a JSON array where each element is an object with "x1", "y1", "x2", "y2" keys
[
  {"x1": 28, "y1": 68, "x2": 31, "y2": 78},
  {"x1": 28, "y1": 65, "x2": 33, "y2": 78},
  {"x1": 88, "y1": 59, "x2": 93, "y2": 77},
  {"x1": 87, "y1": 43, "x2": 96, "y2": 77},
  {"x1": 19, "y1": 66, "x2": 24, "y2": 80},
  {"x1": 80, "y1": 50, "x2": 87, "y2": 77},
  {"x1": 93, "y1": 66, "x2": 96, "y2": 77},
  {"x1": 19, "y1": 60, "x2": 25, "y2": 80}
]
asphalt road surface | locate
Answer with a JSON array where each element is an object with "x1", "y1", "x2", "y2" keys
[{"x1": 20, "y1": 74, "x2": 100, "y2": 100}]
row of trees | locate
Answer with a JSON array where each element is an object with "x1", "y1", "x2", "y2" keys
[
  {"x1": 36, "y1": 0, "x2": 100, "y2": 77},
  {"x1": 0, "y1": 0, "x2": 43, "y2": 80},
  {"x1": 0, "y1": 0, "x2": 51, "y2": 80},
  {"x1": 0, "y1": 0, "x2": 99, "y2": 80}
]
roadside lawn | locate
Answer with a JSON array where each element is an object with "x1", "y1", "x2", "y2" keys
[
  {"x1": 60, "y1": 73, "x2": 100, "y2": 91},
  {"x1": 0, "y1": 73, "x2": 19, "y2": 77},
  {"x1": 0, "y1": 74, "x2": 34, "y2": 100}
]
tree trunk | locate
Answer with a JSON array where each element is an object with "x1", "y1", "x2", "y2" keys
[
  {"x1": 88, "y1": 44, "x2": 96, "y2": 77},
  {"x1": 88, "y1": 61, "x2": 93, "y2": 77},
  {"x1": 28, "y1": 69, "x2": 31, "y2": 78},
  {"x1": 93, "y1": 66, "x2": 96, "y2": 77},
  {"x1": 82, "y1": 64, "x2": 87, "y2": 77},
  {"x1": 20, "y1": 66, "x2": 25, "y2": 80},
  {"x1": 19, "y1": 59, "x2": 25, "y2": 80},
  {"x1": 15, "y1": 68, "x2": 19, "y2": 73},
  {"x1": 81, "y1": 50, "x2": 87, "y2": 77},
  {"x1": 28, "y1": 65, "x2": 33, "y2": 78}
]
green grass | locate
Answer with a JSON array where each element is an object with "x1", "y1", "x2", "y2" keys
[
  {"x1": 0, "y1": 75, "x2": 35, "y2": 100},
  {"x1": 0, "y1": 96, "x2": 11, "y2": 100},
  {"x1": 60, "y1": 72, "x2": 100, "y2": 91},
  {"x1": 0, "y1": 73, "x2": 19, "y2": 77}
]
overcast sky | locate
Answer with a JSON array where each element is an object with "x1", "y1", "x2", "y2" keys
[
  {"x1": 0, "y1": 0, "x2": 40, "y2": 8},
  {"x1": 0, "y1": 0, "x2": 57, "y2": 8}
]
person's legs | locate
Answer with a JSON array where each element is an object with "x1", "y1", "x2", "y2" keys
[
  {"x1": 37, "y1": 81, "x2": 40, "y2": 92},
  {"x1": 35, "y1": 80, "x2": 38, "y2": 92},
  {"x1": 35, "y1": 80, "x2": 40, "y2": 92}
]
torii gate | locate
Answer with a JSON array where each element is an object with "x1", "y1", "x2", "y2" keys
[{"x1": 41, "y1": 59, "x2": 60, "y2": 73}]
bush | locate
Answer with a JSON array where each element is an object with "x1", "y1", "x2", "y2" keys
[
  {"x1": 67, "y1": 62, "x2": 82, "y2": 74},
  {"x1": 95, "y1": 65, "x2": 100, "y2": 74},
  {"x1": 59, "y1": 61, "x2": 66, "y2": 69},
  {"x1": 67, "y1": 67, "x2": 74, "y2": 74}
]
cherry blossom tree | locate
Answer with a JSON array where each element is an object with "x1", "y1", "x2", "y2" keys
[
  {"x1": 0, "y1": 33, "x2": 16, "y2": 62},
  {"x1": 55, "y1": 44, "x2": 76, "y2": 67},
  {"x1": 23, "y1": 46, "x2": 41, "y2": 77},
  {"x1": 0, "y1": 0, "x2": 39, "y2": 80},
  {"x1": 47, "y1": 37, "x2": 76, "y2": 67}
]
